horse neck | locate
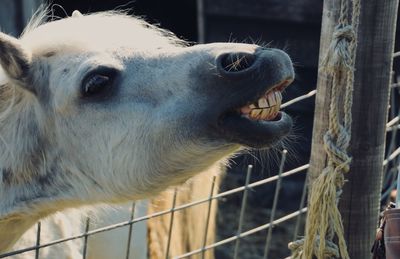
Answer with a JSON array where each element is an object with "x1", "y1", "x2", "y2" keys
[
  {"x1": 0, "y1": 82, "x2": 48, "y2": 253},
  {"x1": 0, "y1": 165, "x2": 67, "y2": 253}
]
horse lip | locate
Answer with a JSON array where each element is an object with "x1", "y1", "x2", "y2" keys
[
  {"x1": 211, "y1": 77, "x2": 294, "y2": 147},
  {"x1": 220, "y1": 77, "x2": 294, "y2": 118},
  {"x1": 216, "y1": 111, "x2": 293, "y2": 148},
  {"x1": 264, "y1": 77, "x2": 293, "y2": 95}
]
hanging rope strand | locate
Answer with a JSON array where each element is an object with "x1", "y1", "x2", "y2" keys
[{"x1": 289, "y1": 0, "x2": 361, "y2": 258}]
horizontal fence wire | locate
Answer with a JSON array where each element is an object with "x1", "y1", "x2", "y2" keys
[
  {"x1": 393, "y1": 51, "x2": 400, "y2": 58},
  {"x1": 281, "y1": 90, "x2": 316, "y2": 108},
  {"x1": 387, "y1": 116, "x2": 399, "y2": 131}
]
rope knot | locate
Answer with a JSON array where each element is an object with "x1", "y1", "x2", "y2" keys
[
  {"x1": 332, "y1": 25, "x2": 355, "y2": 42},
  {"x1": 323, "y1": 132, "x2": 351, "y2": 173},
  {"x1": 320, "y1": 25, "x2": 356, "y2": 74}
]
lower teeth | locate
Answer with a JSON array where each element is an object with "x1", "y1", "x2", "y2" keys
[{"x1": 249, "y1": 109, "x2": 278, "y2": 120}]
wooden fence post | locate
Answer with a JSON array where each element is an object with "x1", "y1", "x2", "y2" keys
[{"x1": 308, "y1": 0, "x2": 399, "y2": 258}]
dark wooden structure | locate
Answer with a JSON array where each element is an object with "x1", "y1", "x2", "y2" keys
[{"x1": 309, "y1": 0, "x2": 399, "y2": 258}]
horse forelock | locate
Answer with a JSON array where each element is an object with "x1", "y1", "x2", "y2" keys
[{"x1": 20, "y1": 7, "x2": 187, "y2": 58}]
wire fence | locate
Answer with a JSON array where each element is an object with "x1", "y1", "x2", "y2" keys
[{"x1": 1, "y1": 32, "x2": 400, "y2": 259}]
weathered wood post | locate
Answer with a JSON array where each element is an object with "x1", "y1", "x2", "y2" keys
[{"x1": 308, "y1": 0, "x2": 399, "y2": 258}]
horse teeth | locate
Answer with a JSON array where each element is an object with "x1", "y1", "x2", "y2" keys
[
  {"x1": 273, "y1": 105, "x2": 280, "y2": 116},
  {"x1": 240, "y1": 90, "x2": 283, "y2": 121},
  {"x1": 274, "y1": 91, "x2": 282, "y2": 104},
  {"x1": 258, "y1": 97, "x2": 268, "y2": 108},
  {"x1": 250, "y1": 109, "x2": 262, "y2": 119},
  {"x1": 267, "y1": 92, "x2": 276, "y2": 106},
  {"x1": 260, "y1": 108, "x2": 271, "y2": 119}
]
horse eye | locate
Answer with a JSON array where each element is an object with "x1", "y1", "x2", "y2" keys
[
  {"x1": 81, "y1": 67, "x2": 116, "y2": 97},
  {"x1": 82, "y1": 74, "x2": 111, "y2": 96}
]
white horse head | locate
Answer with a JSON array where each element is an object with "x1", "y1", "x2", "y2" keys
[{"x1": 0, "y1": 9, "x2": 294, "y2": 251}]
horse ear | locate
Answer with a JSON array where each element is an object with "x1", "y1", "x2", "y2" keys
[
  {"x1": 72, "y1": 10, "x2": 83, "y2": 18},
  {"x1": 0, "y1": 32, "x2": 32, "y2": 85}
]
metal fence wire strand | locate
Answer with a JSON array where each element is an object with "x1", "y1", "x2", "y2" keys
[
  {"x1": 263, "y1": 150, "x2": 287, "y2": 259},
  {"x1": 35, "y1": 222, "x2": 41, "y2": 259},
  {"x1": 200, "y1": 176, "x2": 217, "y2": 259},
  {"x1": 165, "y1": 189, "x2": 178, "y2": 259},
  {"x1": 293, "y1": 174, "x2": 308, "y2": 241},
  {"x1": 82, "y1": 217, "x2": 90, "y2": 259},
  {"x1": 233, "y1": 165, "x2": 253, "y2": 259},
  {"x1": 125, "y1": 201, "x2": 136, "y2": 259}
]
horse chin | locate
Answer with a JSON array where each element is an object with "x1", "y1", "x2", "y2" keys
[{"x1": 216, "y1": 111, "x2": 292, "y2": 148}]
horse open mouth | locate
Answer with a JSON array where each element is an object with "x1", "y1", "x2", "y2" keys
[
  {"x1": 237, "y1": 79, "x2": 291, "y2": 121},
  {"x1": 217, "y1": 78, "x2": 294, "y2": 148}
]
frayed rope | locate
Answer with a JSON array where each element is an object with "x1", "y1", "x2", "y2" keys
[{"x1": 288, "y1": 0, "x2": 361, "y2": 258}]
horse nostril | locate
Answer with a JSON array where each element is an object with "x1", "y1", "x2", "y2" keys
[{"x1": 218, "y1": 52, "x2": 256, "y2": 73}]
